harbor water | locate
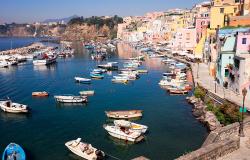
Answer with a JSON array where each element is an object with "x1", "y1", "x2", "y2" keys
[{"x1": 0, "y1": 40, "x2": 208, "y2": 160}]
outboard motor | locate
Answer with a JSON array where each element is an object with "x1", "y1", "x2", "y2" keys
[{"x1": 95, "y1": 150, "x2": 104, "y2": 160}]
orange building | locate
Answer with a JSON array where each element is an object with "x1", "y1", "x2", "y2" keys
[{"x1": 229, "y1": 14, "x2": 250, "y2": 26}]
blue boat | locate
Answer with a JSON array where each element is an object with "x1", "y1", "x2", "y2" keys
[
  {"x1": 90, "y1": 72, "x2": 104, "y2": 79},
  {"x1": 2, "y1": 143, "x2": 26, "y2": 160}
]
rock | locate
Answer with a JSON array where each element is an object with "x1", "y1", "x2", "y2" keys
[{"x1": 205, "y1": 111, "x2": 221, "y2": 131}]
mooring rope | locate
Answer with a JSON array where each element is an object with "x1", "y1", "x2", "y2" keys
[{"x1": 106, "y1": 153, "x2": 121, "y2": 160}]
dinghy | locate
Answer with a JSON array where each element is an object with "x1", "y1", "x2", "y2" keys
[
  {"x1": 32, "y1": 91, "x2": 49, "y2": 97},
  {"x1": 65, "y1": 138, "x2": 105, "y2": 160},
  {"x1": 79, "y1": 90, "x2": 95, "y2": 96},
  {"x1": 0, "y1": 100, "x2": 29, "y2": 113},
  {"x1": 75, "y1": 77, "x2": 91, "y2": 83},
  {"x1": 114, "y1": 120, "x2": 148, "y2": 133},
  {"x1": 2, "y1": 143, "x2": 26, "y2": 160}
]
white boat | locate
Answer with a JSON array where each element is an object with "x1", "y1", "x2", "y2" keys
[
  {"x1": 0, "y1": 100, "x2": 29, "y2": 113},
  {"x1": 103, "y1": 125, "x2": 144, "y2": 142},
  {"x1": 75, "y1": 77, "x2": 91, "y2": 83},
  {"x1": 65, "y1": 138, "x2": 105, "y2": 160},
  {"x1": 54, "y1": 95, "x2": 87, "y2": 103},
  {"x1": 33, "y1": 55, "x2": 57, "y2": 66},
  {"x1": 0, "y1": 61, "x2": 8, "y2": 68},
  {"x1": 114, "y1": 120, "x2": 148, "y2": 133},
  {"x1": 79, "y1": 90, "x2": 95, "y2": 96}
]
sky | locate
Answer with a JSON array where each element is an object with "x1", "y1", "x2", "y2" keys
[{"x1": 0, "y1": 0, "x2": 205, "y2": 23}]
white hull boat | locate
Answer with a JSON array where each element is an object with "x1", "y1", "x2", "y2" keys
[
  {"x1": 104, "y1": 125, "x2": 144, "y2": 142},
  {"x1": 33, "y1": 56, "x2": 57, "y2": 66},
  {"x1": 75, "y1": 77, "x2": 91, "y2": 83},
  {"x1": 114, "y1": 120, "x2": 148, "y2": 133},
  {"x1": 54, "y1": 95, "x2": 87, "y2": 103},
  {"x1": 79, "y1": 90, "x2": 95, "y2": 96},
  {"x1": 65, "y1": 138, "x2": 105, "y2": 160},
  {"x1": 0, "y1": 100, "x2": 29, "y2": 113}
]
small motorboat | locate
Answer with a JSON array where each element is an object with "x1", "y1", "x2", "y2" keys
[
  {"x1": 2, "y1": 143, "x2": 26, "y2": 160},
  {"x1": 103, "y1": 124, "x2": 144, "y2": 142},
  {"x1": 32, "y1": 91, "x2": 49, "y2": 97},
  {"x1": 0, "y1": 100, "x2": 29, "y2": 113},
  {"x1": 105, "y1": 110, "x2": 142, "y2": 119},
  {"x1": 65, "y1": 138, "x2": 105, "y2": 160},
  {"x1": 75, "y1": 77, "x2": 91, "y2": 83},
  {"x1": 79, "y1": 90, "x2": 95, "y2": 96},
  {"x1": 90, "y1": 73, "x2": 104, "y2": 79},
  {"x1": 137, "y1": 69, "x2": 148, "y2": 74},
  {"x1": 169, "y1": 88, "x2": 188, "y2": 95},
  {"x1": 114, "y1": 120, "x2": 148, "y2": 133},
  {"x1": 54, "y1": 95, "x2": 88, "y2": 103}
]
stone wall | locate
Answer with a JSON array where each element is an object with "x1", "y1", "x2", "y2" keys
[{"x1": 176, "y1": 117, "x2": 250, "y2": 160}]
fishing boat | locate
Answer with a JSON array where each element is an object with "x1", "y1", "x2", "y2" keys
[
  {"x1": 103, "y1": 124, "x2": 144, "y2": 142},
  {"x1": 98, "y1": 62, "x2": 118, "y2": 70},
  {"x1": 0, "y1": 100, "x2": 29, "y2": 113},
  {"x1": 33, "y1": 54, "x2": 57, "y2": 66},
  {"x1": 65, "y1": 138, "x2": 105, "y2": 160},
  {"x1": 90, "y1": 73, "x2": 104, "y2": 79},
  {"x1": 111, "y1": 78, "x2": 128, "y2": 84},
  {"x1": 75, "y1": 77, "x2": 91, "y2": 83},
  {"x1": 137, "y1": 69, "x2": 148, "y2": 74},
  {"x1": 2, "y1": 143, "x2": 26, "y2": 160},
  {"x1": 32, "y1": 91, "x2": 49, "y2": 97},
  {"x1": 79, "y1": 90, "x2": 95, "y2": 96},
  {"x1": 114, "y1": 120, "x2": 148, "y2": 133},
  {"x1": 105, "y1": 110, "x2": 142, "y2": 119},
  {"x1": 54, "y1": 95, "x2": 87, "y2": 103},
  {"x1": 169, "y1": 88, "x2": 188, "y2": 95}
]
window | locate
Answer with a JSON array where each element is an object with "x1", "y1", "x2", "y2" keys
[
  {"x1": 242, "y1": 38, "x2": 247, "y2": 44},
  {"x1": 225, "y1": 69, "x2": 229, "y2": 77},
  {"x1": 220, "y1": 8, "x2": 224, "y2": 13},
  {"x1": 234, "y1": 8, "x2": 237, "y2": 13},
  {"x1": 235, "y1": 0, "x2": 240, "y2": 2}
]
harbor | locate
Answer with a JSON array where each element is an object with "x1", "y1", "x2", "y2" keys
[{"x1": 0, "y1": 39, "x2": 207, "y2": 160}]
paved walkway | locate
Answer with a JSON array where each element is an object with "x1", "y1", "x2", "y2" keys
[
  {"x1": 217, "y1": 127, "x2": 250, "y2": 160},
  {"x1": 192, "y1": 63, "x2": 250, "y2": 111}
]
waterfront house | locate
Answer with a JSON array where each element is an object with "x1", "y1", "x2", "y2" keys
[{"x1": 216, "y1": 36, "x2": 236, "y2": 86}]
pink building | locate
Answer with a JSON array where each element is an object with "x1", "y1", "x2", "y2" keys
[
  {"x1": 236, "y1": 31, "x2": 250, "y2": 54},
  {"x1": 172, "y1": 28, "x2": 197, "y2": 52},
  {"x1": 195, "y1": 13, "x2": 210, "y2": 42}
]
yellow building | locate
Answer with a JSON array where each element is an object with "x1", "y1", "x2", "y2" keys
[{"x1": 210, "y1": 0, "x2": 241, "y2": 29}]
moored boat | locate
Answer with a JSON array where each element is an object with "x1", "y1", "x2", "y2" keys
[
  {"x1": 169, "y1": 88, "x2": 188, "y2": 95},
  {"x1": 79, "y1": 90, "x2": 95, "y2": 96},
  {"x1": 75, "y1": 77, "x2": 91, "y2": 83},
  {"x1": 54, "y1": 95, "x2": 88, "y2": 103},
  {"x1": 114, "y1": 120, "x2": 148, "y2": 133},
  {"x1": 0, "y1": 100, "x2": 29, "y2": 113},
  {"x1": 65, "y1": 138, "x2": 105, "y2": 160},
  {"x1": 32, "y1": 91, "x2": 49, "y2": 97},
  {"x1": 105, "y1": 110, "x2": 142, "y2": 119},
  {"x1": 90, "y1": 73, "x2": 104, "y2": 79},
  {"x1": 2, "y1": 143, "x2": 26, "y2": 160}
]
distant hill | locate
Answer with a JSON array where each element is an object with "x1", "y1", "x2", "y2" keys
[{"x1": 43, "y1": 15, "x2": 79, "y2": 24}]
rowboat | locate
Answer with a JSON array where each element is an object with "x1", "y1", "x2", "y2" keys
[
  {"x1": 105, "y1": 110, "x2": 142, "y2": 119},
  {"x1": 54, "y1": 95, "x2": 88, "y2": 103},
  {"x1": 0, "y1": 100, "x2": 29, "y2": 113},
  {"x1": 169, "y1": 88, "x2": 188, "y2": 95},
  {"x1": 137, "y1": 69, "x2": 148, "y2": 74},
  {"x1": 32, "y1": 91, "x2": 49, "y2": 97},
  {"x1": 79, "y1": 90, "x2": 95, "y2": 96},
  {"x1": 114, "y1": 120, "x2": 148, "y2": 133},
  {"x1": 75, "y1": 77, "x2": 91, "y2": 83},
  {"x1": 2, "y1": 143, "x2": 26, "y2": 160},
  {"x1": 103, "y1": 124, "x2": 144, "y2": 142},
  {"x1": 111, "y1": 78, "x2": 128, "y2": 84},
  {"x1": 65, "y1": 138, "x2": 105, "y2": 160},
  {"x1": 90, "y1": 73, "x2": 104, "y2": 79}
]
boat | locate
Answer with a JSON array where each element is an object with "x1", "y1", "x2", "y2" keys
[
  {"x1": 75, "y1": 77, "x2": 91, "y2": 83},
  {"x1": 33, "y1": 54, "x2": 57, "y2": 66},
  {"x1": 169, "y1": 88, "x2": 188, "y2": 95},
  {"x1": 54, "y1": 95, "x2": 87, "y2": 103},
  {"x1": 90, "y1": 73, "x2": 104, "y2": 79},
  {"x1": 32, "y1": 91, "x2": 49, "y2": 97},
  {"x1": 0, "y1": 100, "x2": 29, "y2": 113},
  {"x1": 2, "y1": 143, "x2": 26, "y2": 160},
  {"x1": 105, "y1": 110, "x2": 142, "y2": 119},
  {"x1": 79, "y1": 90, "x2": 95, "y2": 96},
  {"x1": 0, "y1": 61, "x2": 8, "y2": 68},
  {"x1": 114, "y1": 120, "x2": 148, "y2": 133},
  {"x1": 137, "y1": 69, "x2": 148, "y2": 74},
  {"x1": 65, "y1": 138, "x2": 105, "y2": 160},
  {"x1": 98, "y1": 62, "x2": 118, "y2": 70},
  {"x1": 103, "y1": 124, "x2": 144, "y2": 142},
  {"x1": 111, "y1": 78, "x2": 128, "y2": 84}
]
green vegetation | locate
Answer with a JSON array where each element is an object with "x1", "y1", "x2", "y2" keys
[
  {"x1": 68, "y1": 15, "x2": 123, "y2": 29},
  {"x1": 194, "y1": 86, "x2": 240, "y2": 125}
]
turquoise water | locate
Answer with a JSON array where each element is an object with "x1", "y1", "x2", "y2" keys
[{"x1": 0, "y1": 42, "x2": 208, "y2": 160}]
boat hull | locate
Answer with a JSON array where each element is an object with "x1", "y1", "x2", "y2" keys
[{"x1": 2, "y1": 143, "x2": 26, "y2": 160}]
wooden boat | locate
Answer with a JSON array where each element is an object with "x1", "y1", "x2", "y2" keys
[
  {"x1": 54, "y1": 95, "x2": 88, "y2": 103},
  {"x1": 114, "y1": 120, "x2": 148, "y2": 133},
  {"x1": 103, "y1": 124, "x2": 144, "y2": 142},
  {"x1": 79, "y1": 90, "x2": 95, "y2": 96},
  {"x1": 32, "y1": 91, "x2": 49, "y2": 97},
  {"x1": 111, "y1": 78, "x2": 128, "y2": 84},
  {"x1": 105, "y1": 110, "x2": 142, "y2": 119},
  {"x1": 75, "y1": 77, "x2": 91, "y2": 83},
  {"x1": 2, "y1": 143, "x2": 26, "y2": 160},
  {"x1": 0, "y1": 100, "x2": 29, "y2": 113},
  {"x1": 137, "y1": 69, "x2": 148, "y2": 74},
  {"x1": 65, "y1": 138, "x2": 105, "y2": 160},
  {"x1": 169, "y1": 88, "x2": 188, "y2": 95}
]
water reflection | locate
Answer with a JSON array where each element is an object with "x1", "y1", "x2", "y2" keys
[
  {"x1": 33, "y1": 63, "x2": 57, "y2": 71},
  {"x1": 0, "y1": 112, "x2": 30, "y2": 122},
  {"x1": 55, "y1": 103, "x2": 87, "y2": 109}
]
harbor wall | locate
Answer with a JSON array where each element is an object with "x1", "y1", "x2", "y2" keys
[{"x1": 176, "y1": 117, "x2": 250, "y2": 160}]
